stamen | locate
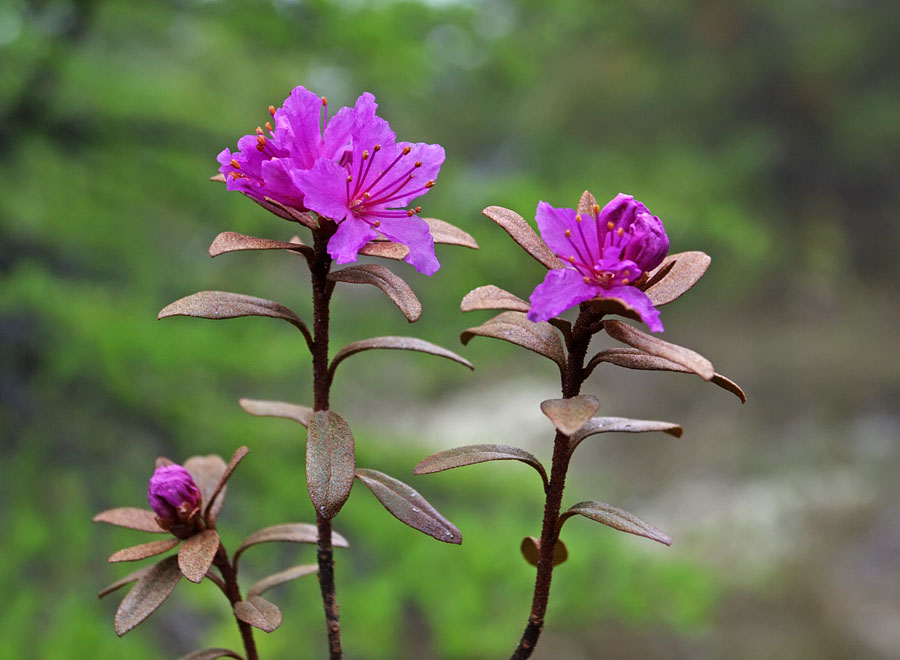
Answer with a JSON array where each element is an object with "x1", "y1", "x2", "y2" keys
[
  {"x1": 414, "y1": 206, "x2": 422, "y2": 213},
  {"x1": 584, "y1": 276, "x2": 591, "y2": 284},
  {"x1": 575, "y1": 214, "x2": 582, "y2": 223},
  {"x1": 425, "y1": 180, "x2": 434, "y2": 188},
  {"x1": 363, "y1": 192, "x2": 370, "y2": 199},
  {"x1": 257, "y1": 135, "x2": 266, "y2": 146},
  {"x1": 592, "y1": 204, "x2": 600, "y2": 215},
  {"x1": 265, "y1": 121, "x2": 273, "y2": 132},
  {"x1": 415, "y1": 161, "x2": 422, "y2": 167},
  {"x1": 256, "y1": 127, "x2": 264, "y2": 135},
  {"x1": 569, "y1": 256, "x2": 576, "y2": 263},
  {"x1": 407, "y1": 210, "x2": 415, "y2": 216},
  {"x1": 268, "y1": 105, "x2": 276, "y2": 117},
  {"x1": 320, "y1": 97, "x2": 328, "y2": 137},
  {"x1": 622, "y1": 278, "x2": 630, "y2": 285},
  {"x1": 230, "y1": 159, "x2": 240, "y2": 169},
  {"x1": 402, "y1": 146, "x2": 411, "y2": 155},
  {"x1": 565, "y1": 229, "x2": 572, "y2": 237},
  {"x1": 373, "y1": 145, "x2": 381, "y2": 152},
  {"x1": 374, "y1": 220, "x2": 381, "y2": 227},
  {"x1": 617, "y1": 228, "x2": 624, "y2": 236},
  {"x1": 362, "y1": 150, "x2": 370, "y2": 160},
  {"x1": 607, "y1": 221, "x2": 615, "y2": 230}
]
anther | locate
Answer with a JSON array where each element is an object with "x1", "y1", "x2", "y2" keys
[
  {"x1": 607, "y1": 221, "x2": 615, "y2": 230},
  {"x1": 256, "y1": 144, "x2": 265, "y2": 152},
  {"x1": 373, "y1": 144, "x2": 381, "y2": 152},
  {"x1": 415, "y1": 161, "x2": 422, "y2": 167},
  {"x1": 414, "y1": 206, "x2": 422, "y2": 213},
  {"x1": 425, "y1": 180, "x2": 435, "y2": 188},
  {"x1": 265, "y1": 121, "x2": 273, "y2": 132},
  {"x1": 576, "y1": 214, "x2": 582, "y2": 223},
  {"x1": 268, "y1": 105, "x2": 276, "y2": 117},
  {"x1": 321, "y1": 97, "x2": 327, "y2": 106},
  {"x1": 362, "y1": 149, "x2": 370, "y2": 160},
  {"x1": 402, "y1": 146, "x2": 411, "y2": 155},
  {"x1": 256, "y1": 127, "x2": 264, "y2": 135},
  {"x1": 374, "y1": 220, "x2": 381, "y2": 227},
  {"x1": 592, "y1": 204, "x2": 600, "y2": 214},
  {"x1": 583, "y1": 276, "x2": 590, "y2": 284},
  {"x1": 257, "y1": 135, "x2": 267, "y2": 146},
  {"x1": 347, "y1": 175, "x2": 353, "y2": 183},
  {"x1": 363, "y1": 192, "x2": 371, "y2": 199},
  {"x1": 569, "y1": 256, "x2": 576, "y2": 263},
  {"x1": 617, "y1": 228, "x2": 624, "y2": 236},
  {"x1": 406, "y1": 210, "x2": 415, "y2": 217},
  {"x1": 230, "y1": 159, "x2": 240, "y2": 169},
  {"x1": 622, "y1": 278, "x2": 630, "y2": 285},
  {"x1": 565, "y1": 229, "x2": 572, "y2": 237}
]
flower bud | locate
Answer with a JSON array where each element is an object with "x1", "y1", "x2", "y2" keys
[{"x1": 148, "y1": 464, "x2": 201, "y2": 524}]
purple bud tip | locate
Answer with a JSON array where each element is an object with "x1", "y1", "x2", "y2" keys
[{"x1": 147, "y1": 465, "x2": 202, "y2": 522}]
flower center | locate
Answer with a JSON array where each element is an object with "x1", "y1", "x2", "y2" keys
[
  {"x1": 556, "y1": 211, "x2": 641, "y2": 288},
  {"x1": 344, "y1": 145, "x2": 435, "y2": 226}
]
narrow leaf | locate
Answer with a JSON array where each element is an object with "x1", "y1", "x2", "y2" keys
[
  {"x1": 209, "y1": 231, "x2": 311, "y2": 259},
  {"x1": 603, "y1": 320, "x2": 714, "y2": 380},
  {"x1": 239, "y1": 399, "x2": 314, "y2": 426},
  {"x1": 460, "y1": 285, "x2": 530, "y2": 313},
  {"x1": 93, "y1": 508, "x2": 164, "y2": 534},
  {"x1": 359, "y1": 240, "x2": 409, "y2": 260},
  {"x1": 520, "y1": 536, "x2": 568, "y2": 567},
  {"x1": 355, "y1": 469, "x2": 462, "y2": 544},
  {"x1": 643, "y1": 251, "x2": 711, "y2": 306},
  {"x1": 234, "y1": 596, "x2": 283, "y2": 633},
  {"x1": 414, "y1": 444, "x2": 548, "y2": 488},
  {"x1": 306, "y1": 411, "x2": 356, "y2": 520},
  {"x1": 569, "y1": 416, "x2": 683, "y2": 452},
  {"x1": 540, "y1": 395, "x2": 600, "y2": 436},
  {"x1": 109, "y1": 538, "x2": 180, "y2": 563},
  {"x1": 559, "y1": 501, "x2": 672, "y2": 546},
  {"x1": 178, "y1": 530, "x2": 220, "y2": 583},
  {"x1": 247, "y1": 564, "x2": 318, "y2": 598},
  {"x1": 98, "y1": 566, "x2": 153, "y2": 599},
  {"x1": 262, "y1": 196, "x2": 318, "y2": 229},
  {"x1": 177, "y1": 649, "x2": 243, "y2": 660},
  {"x1": 423, "y1": 217, "x2": 479, "y2": 249},
  {"x1": 577, "y1": 190, "x2": 599, "y2": 216},
  {"x1": 461, "y1": 311, "x2": 566, "y2": 369},
  {"x1": 586, "y1": 347, "x2": 745, "y2": 403},
  {"x1": 330, "y1": 336, "x2": 473, "y2": 377},
  {"x1": 482, "y1": 206, "x2": 563, "y2": 269},
  {"x1": 183, "y1": 455, "x2": 227, "y2": 523},
  {"x1": 114, "y1": 555, "x2": 182, "y2": 636},
  {"x1": 158, "y1": 291, "x2": 311, "y2": 344},
  {"x1": 328, "y1": 264, "x2": 422, "y2": 322},
  {"x1": 205, "y1": 446, "x2": 249, "y2": 522},
  {"x1": 235, "y1": 523, "x2": 349, "y2": 562},
  {"x1": 155, "y1": 456, "x2": 174, "y2": 468}
]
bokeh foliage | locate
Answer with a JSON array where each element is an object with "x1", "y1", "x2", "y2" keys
[{"x1": 2, "y1": 0, "x2": 898, "y2": 658}]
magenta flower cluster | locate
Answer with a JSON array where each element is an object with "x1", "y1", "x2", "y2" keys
[
  {"x1": 147, "y1": 464, "x2": 201, "y2": 522},
  {"x1": 218, "y1": 87, "x2": 444, "y2": 275},
  {"x1": 527, "y1": 194, "x2": 670, "y2": 332}
]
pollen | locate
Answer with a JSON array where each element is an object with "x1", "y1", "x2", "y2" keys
[
  {"x1": 415, "y1": 161, "x2": 422, "y2": 167},
  {"x1": 230, "y1": 159, "x2": 240, "y2": 169},
  {"x1": 622, "y1": 278, "x2": 630, "y2": 285},
  {"x1": 576, "y1": 214, "x2": 582, "y2": 223},
  {"x1": 268, "y1": 105, "x2": 276, "y2": 117},
  {"x1": 617, "y1": 228, "x2": 624, "y2": 236},
  {"x1": 362, "y1": 149, "x2": 370, "y2": 160},
  {"x1": 425, "y1": 180, "x2": 435, "y2": 188},
  {"x1": 565, "y1": 229, "x2": 572, "y2": 237},
  {"x1": 583, "y1": 276, "x2": 590, "y2": 284},
  {"x1": 256, "y1": 127, "x2": 264, "y2": 135},
  {"x1": 363, "y1": 192, "x2": 371, "y2": 199},
  {"x1": 607, "y1": 221, "x2": 615, "y2": 230},
  {"x1": 373, "y1": 144, "x2": 381, "y2": 152},
  {"x1": 265, "y1": 121, "x2": 273, "y2": 132},
  {"x1": 592, "y1": 204, "x2": 600, "y2": 214},
  {"x1": 402, "y1": 146, "x2": 411, "y2": 155},
  {"x1": 374, "y1": 220, "x2": 381, "y2": 227},
  {"x1": 569, "y1": 256, "x2": 576, "y2": 263}
]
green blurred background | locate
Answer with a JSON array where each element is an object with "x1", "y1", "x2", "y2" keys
[{"x1": 2, "y1": 0, "x2": 899, "y2": 658}]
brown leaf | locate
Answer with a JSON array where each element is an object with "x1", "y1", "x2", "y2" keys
[
  {"x1": 98, "y1": 566, "x2": 153, "y2": 599},
  {"x1": 246, "y1": 564, "x2": 318, "y2": 598},
  {"x1": 158, "y1": 291, "x2": 311, "y2": 346},
  {"x1": 328, "y1": 264, "x2": 422, "y2": 323},
  {"x1": 204, "y1": 447, "x2": 249, "y2": 523},
  {"x1": 482, "y1": 206, "x2": 563, "y2": 269},
  {"x1": 540, "y1": 395, "x2": 601, "y2": 436},
  {"x1": 460, "y1": 285, "x2": 530, "y2": 313},
  {"x1": 559, "y1": 501, "x2": 672, "y2": 546},
  {"x1": 643, "y1": 251, "x2": 711, "y2": 306},
  {"x1": 359, "y1": 240, "x2": 410, "y2": 260},
  {"x1": 155, "y1": 456, "x2": 174, "y2": 468},
  {"x1": 183, "y1": 455, "x2": 227, "y2": 523},
  {"x1": 414, "y1": 444, "x2": 548, "y2": 488},
  {"x1": 208, "y1": 231, "x2": 312, "y2": 259},
  {"x1": 423, "y1": 217, "x2": 479, "y2": 249},
  {"x1": 238, "y1": 398, "x2": 314, "y2": 426},
  {"x1": 355, "y1": 469, "x2": 462, "y2": 544},
  {"x1": 602, "y1": 320, "x2": 714, "y2": 380},
  {"x1": 210, "y1": 173, "x2": 226, "y2": 183},
  {"x1": 461, "y1": 311, "x2": 566, "y2": 369},
  {"x1": 306, "y1": 411, "x2": 356, "y2": 520},
  {"x1": 114, "y1": 555, "x2": 182, "y2": 636},
  {"x1": 569, "y1": 416, "x2": 683, "y2": 452},
  {"x1": 262, "y1": 196, "x2": 319, "y2": 229},
  {"x1": 586, "y1": 347, "x2": 745, "y2": 402},
  {"x1": 178, "y1": 529, "x2": 220, "y2": 583},
  {"x1": 234, "y1": 523, "x2": 349, "y2": 562},
  {"x1": 581, "y1": 297, "x2": 644, "y2": 325},
  {"x1": 93, "y1": 508, "x2": 165, "y2": 534},
  {"x1": 234, "y1": 596, "x2": 283, "y2": 633},
  {"x1": 109, "y1": 538, "x2": 180, "y2": 563},
  {"x1": 577, "y1": 190, "x2": 599, "y2": 217},
  {"x1": 177, "y1": 649, "x2": 244, "y2": 660},
  {"x1": 330, "y1": 336, "x2": 473, "y2": 377},
  {"x1": 520, "y1": 536, "x2": 568, "y2": 567}
]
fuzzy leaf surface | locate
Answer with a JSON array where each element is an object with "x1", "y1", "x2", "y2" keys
[
  {"x1": 306, "y1": 411, "x2": 355, "y2": 520},
  {"x1": 577, "y1": 190, "x2": 599, "y2": 216},
  {"x1": 235, "y1": 523, "x2": 349, "y2": 562},
  {"x1": 114, "y1": 555, "x2": 181, "y2": 636},
  {"x1": 569, "y1": 416, "x2": 683, "y2": 452},
  {"x1": 98, "y1": 566, "x2": 153, "y2": 599},
  {"x1": 355, "y1": 469, "x2": 462, "y2": 544},
  {"x1": 414, "y1": 443, "x2": 548, "y2": 487},
  {"x1": 178, "y1": 529, "x2": 220, "y2": 583},
  {"x1": 247, "y1": 564, "x2": 318, "y2": 598},
  {"x1": 234, "y1": 596, "x2": 283, "y2": 633},
  {"x1": 540, "y1": 395, "x2": 600, "y2": 436},
  {"x1": 330, "y1": 336, "x2": 473, "y2": 376},
  {"x1": 239, "y1": 399, "x2": 314, "y2": 426},
  {"x1": 208, "y1": 231, "x2": 311, "y2": 258},
  {"x1": 482, "y1": 206, "x2": 563, "y2": 269},
  {"x1": 461, "y1": 311, "x2": 566, "y2": 369},
  {"x1": 108, "y1": 538, "x2": 179, "y2": 563},
  {"x1": 158, "y1": 291, "x2": 310, "y2": 339},
  {"x1": 603, "y1": 320, "x2": 714, "y2": 380},
  {"x1": 204, "y1": 446, "x2": 248, "y2": 522},
  {"x1": 520, "y1": 536, "x2": 568, "y2": 567},
  {"x1": 423, "y1": 217, "x2": 479, "y2": 249},
  {"x1": 93, "y1": 507, "x2": 165, "y2": 534},
  {"x1": 328, "y1": 264, "x2": 422, "y2": 322},
  {"x1": 560, "y1": 501, "x2": 672, "y2": 546},
  {"x1": 643, "y1": 251, "x2": 711, "y2": 306},
  {"x1": 183, "y1": 455, "x2": 227, "y2": 524},
  {"x1": 359, "y1": 240, "x2": 410, "y2": 260},
  {"x1": 460, "y1": 285, "x2": 530, "y2": 313}
]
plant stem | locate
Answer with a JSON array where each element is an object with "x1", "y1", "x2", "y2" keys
[
  {"x1": 310, "y1": 230, "x2": 342, "y2": 659},
  {"x1": 214, "y1": 545, "x2": 259, "y2": 660},
  {"x1": 510, "y1": 311, "x2": 595, "y2": 660}
]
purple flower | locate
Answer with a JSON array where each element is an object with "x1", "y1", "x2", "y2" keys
[
  {"x1": 293, "y1": 93, "x2": 444, "y2": 275},
  {"x1": 527, "y1": 194, "x2": 670, "y2": 332},
  {"x1": 217, "y1": 87, "x2": 444, "y2": 276},
  {"x1": 147, "y1": 464, "x2": 202, "y2": 523}
]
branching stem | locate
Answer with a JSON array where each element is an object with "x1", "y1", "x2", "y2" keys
[{"x1": 213, "y1": 544, "x2": 259, "y2": 660}]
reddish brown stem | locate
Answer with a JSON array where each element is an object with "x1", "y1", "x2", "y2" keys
[
  {"x1": 214, "y1": 544, "x2": 259, "y2": 660},
  {"x1": 310, "y1": 229, "x2": 342, "y2": 659},
  {"x1": 510, "y1": 310, "x2": 595, "y2": 660}
]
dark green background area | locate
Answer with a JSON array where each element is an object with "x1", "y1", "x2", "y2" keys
[{"x1": 2, "y1": 1, "x2": 898, "y2": 658}]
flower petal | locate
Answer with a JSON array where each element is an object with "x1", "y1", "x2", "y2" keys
[
  {"x1": 275, "y1": 85, "x2": 325, "y2": 170},
  {"x1": 374, "y1": 215, "x2": 440, "y2": 276},
  {"x1": 321, "y1": 105, "x2": 354, "y2": 161},
  {"x1": 292, "y1": 159, "x2": 350, "y2": 222},
  {"x1": 599, "y1": 286, "x2": 664, "y2": 333},
  {"x1": 328, "y1": 216, "x2": 378, "y2": 264},
  {"x1": 527, "y1": 268, "x2": 597, "y2": 322},
  {"x1": 260, "y1": 159, "x2": 306, "y2": 208},
  {"x1": 535, "y1": 201, "x2": 599, "y2": 270},
  {"x1": 381, "y1": 142, "x2": 444, "y2": 208},
  {"x1": 622, "y1": 208, "x2": 669, "y2": 272}
]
